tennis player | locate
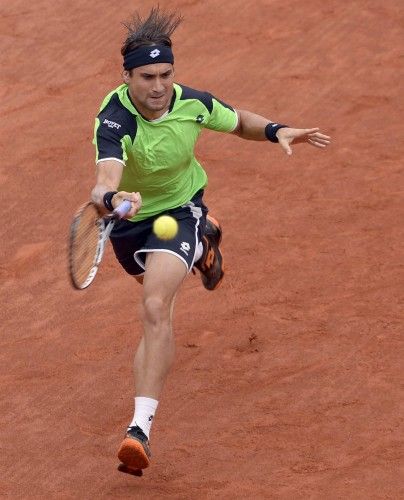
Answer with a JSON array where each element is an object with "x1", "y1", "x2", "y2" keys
[{"x1": 90, "y1": 7, "x2": 330, "y2": 472}]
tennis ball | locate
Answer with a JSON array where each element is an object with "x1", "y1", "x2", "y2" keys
[{"x1": 153, "y1": 215, "x2": 179, "y2": 240}]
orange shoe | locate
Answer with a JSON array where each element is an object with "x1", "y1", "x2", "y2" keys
[
  {"x1": 194, "y1": 215, "x2": 224, "y2": 291},
  {"x1": 117, "y1": 426, "x2": 151, "y2": 471}
]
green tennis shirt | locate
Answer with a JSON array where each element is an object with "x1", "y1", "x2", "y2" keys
[{"x1": 93, "y1": 83, "x2": 238, "y2": 221}]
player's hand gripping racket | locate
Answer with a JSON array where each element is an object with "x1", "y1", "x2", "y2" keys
[{"x1": 68, "y1": 199, "x2": 131, "y2": 289}]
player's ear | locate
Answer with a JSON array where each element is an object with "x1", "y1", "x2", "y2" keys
[{"x1": 122, "y1": 70, "x2": 130, "y2": 84}]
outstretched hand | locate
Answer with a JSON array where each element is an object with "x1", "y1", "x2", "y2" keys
[
  {"x1": 277, "y1": 127, "x2": 331, "y2": 156},
  {"x1": 112, "y1": 191, "x2": 142, "y2": 219}
]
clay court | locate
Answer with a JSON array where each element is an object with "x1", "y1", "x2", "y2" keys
[{"x1": 1, "y1": 0, "x2": 403, "y2": 498}]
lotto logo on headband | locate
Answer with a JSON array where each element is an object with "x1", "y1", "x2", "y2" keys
[{"x1": 150, "y1": 49, "x2": 160, "y2": 58}]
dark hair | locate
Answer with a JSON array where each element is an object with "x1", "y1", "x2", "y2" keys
[{"x1": 121, "y1": 6, "x2": 183, "y2": 56}]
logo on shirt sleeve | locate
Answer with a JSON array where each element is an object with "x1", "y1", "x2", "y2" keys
[{"x1": 103, "y1": 119, "x2": 121, "y2": 130}]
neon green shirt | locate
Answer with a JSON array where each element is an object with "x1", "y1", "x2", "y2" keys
[{"x1": 93, "y1": 83, "x2": 238, "y2": 221}]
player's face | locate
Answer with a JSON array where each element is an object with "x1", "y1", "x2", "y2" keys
[{"x1": 123, "y1": 63, "x2": 174, "y2": 120}]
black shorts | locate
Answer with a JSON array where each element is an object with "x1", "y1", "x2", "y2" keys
[{"x1": 110, "y1": 190, "x2": 208, "y2": 276}]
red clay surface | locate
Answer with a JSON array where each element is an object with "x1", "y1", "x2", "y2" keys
[{"x1": 1, "y1": 1, "x2": 403, "y2": 498}]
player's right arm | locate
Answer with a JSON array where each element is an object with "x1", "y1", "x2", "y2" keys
[{"x1": 91, "y1": 160, "x2": 141, "y2": 218}]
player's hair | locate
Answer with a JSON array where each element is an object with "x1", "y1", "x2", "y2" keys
[{"x1": 121, "y1": 6, "x2": 183, "y2": 56}]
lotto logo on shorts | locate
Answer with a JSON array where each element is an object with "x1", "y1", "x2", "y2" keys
[{"x1": 180, "y1": 242, "x2": 190, "y2": 256}]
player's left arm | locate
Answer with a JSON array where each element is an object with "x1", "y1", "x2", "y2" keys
[{"x1": 232, "y1": 109, "x2": 331, "y2": 155}]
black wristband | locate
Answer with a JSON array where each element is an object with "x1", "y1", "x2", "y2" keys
[
  {"x1": 265, "y1": 122, "x2": 288, "y2": 143},
  {"x1": 103, "y1": 191, "x2": 118, "y2": 212}
]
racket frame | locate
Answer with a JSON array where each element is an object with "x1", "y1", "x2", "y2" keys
[{"x1": 69, "y1": 200, "x2": 131, "y2": 290}]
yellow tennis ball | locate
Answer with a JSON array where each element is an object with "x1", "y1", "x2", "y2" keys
[{"x1": 153, "y1": 215, "x2": 179, "y2": 240}]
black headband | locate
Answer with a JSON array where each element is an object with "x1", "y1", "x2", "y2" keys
[{"x1": 123, "y1": 45, "x2": 174, "y2": 71}]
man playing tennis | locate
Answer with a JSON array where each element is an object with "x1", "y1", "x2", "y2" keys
[{"x1": 90, "y1": 7, "x2": 330, "y2": 472}]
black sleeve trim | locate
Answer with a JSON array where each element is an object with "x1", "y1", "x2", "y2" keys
[
  {"x1": 213, "y1": 96, "x2": 235, "y2": 112},
  {"x1": 178, "y1": 84, "x2": 214, "y2": 114}
]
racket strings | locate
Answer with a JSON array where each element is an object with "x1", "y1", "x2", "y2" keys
[{"x1": 70, "y1": 204, "x2": 101, "y2": 287}]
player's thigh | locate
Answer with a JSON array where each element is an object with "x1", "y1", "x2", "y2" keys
[{"x1": 143, "y1": 251, "x2": 187, "y2": 304}]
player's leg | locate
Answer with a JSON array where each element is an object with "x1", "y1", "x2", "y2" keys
[
  {"x1": 118, "y1": 251, "x2": 186, "y2": 470},
  {"x1": 132, "y1": 284, "x2": 175, "y2": 399},
  {"x1": 136, "y1": 251, "x2": 185, "y2": 398}
]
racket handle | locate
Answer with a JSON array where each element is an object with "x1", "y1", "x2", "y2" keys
[{"x1": 113, "y1": 199, "x2": 132, "y2": 219}]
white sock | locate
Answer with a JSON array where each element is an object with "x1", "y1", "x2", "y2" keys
[
  {"x1": 129, "y1": 397, "x2": 158, "y2": 439},
  {"x1": 194, "y1": 241, "x2": 203, "y2": 262}
]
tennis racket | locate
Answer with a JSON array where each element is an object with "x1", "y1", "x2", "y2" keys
[{"x1": 68, "y1": 199, "x2": 131, "y2": 289}]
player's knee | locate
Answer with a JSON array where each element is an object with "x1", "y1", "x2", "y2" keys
[{"x1": 143, "y1": 295, "x2": 170, "y2": 326}]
